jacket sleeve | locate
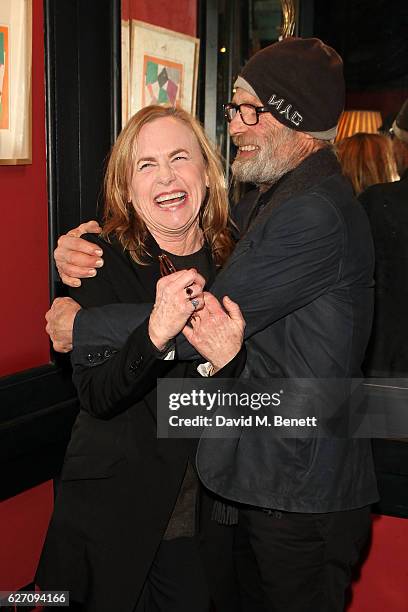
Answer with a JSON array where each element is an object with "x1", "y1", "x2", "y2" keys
[
  {"x1": 73, "y1": 303, "x2": 152, "y2": 348},
  {"x1": 71, "y1": 318, "x2": 173, "y2": 419}
]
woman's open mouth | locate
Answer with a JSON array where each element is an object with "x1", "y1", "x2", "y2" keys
[{"x1": 154, "y1": 191, "x2": 187, "y2": 208}]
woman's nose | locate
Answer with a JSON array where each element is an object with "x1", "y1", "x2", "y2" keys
[{"x1": 157, "y1": 163, "x2": 175, "y2": 184}]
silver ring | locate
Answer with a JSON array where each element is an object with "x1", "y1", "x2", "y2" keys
[{"x1": 191, "y1": 298, "x2": 199, "y2": 309}]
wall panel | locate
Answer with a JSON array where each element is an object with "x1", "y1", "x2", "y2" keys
[
  {"x1": 122, "y1": 0, "x2": 197, "y2": 36},
  {"x1": 0, "y1": 0, "x2": 49, "y2": 377}
]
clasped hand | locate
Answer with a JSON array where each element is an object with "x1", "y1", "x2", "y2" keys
[{"x1": 148, "y1": 269, "x2": 206, "y2": 351}]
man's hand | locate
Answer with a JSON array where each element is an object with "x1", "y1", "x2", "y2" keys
[
  {"x1": 182, "y1": 292, "x2": 245, "y2": 372},
  {"x1": 45, "y1": 297, "x2": 82, "y2": 353},
  {"x1": 54, "y1": 220, "x2": 103, "y2": 288}
]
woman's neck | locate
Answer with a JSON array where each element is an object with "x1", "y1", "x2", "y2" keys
[{"x1": 151, "y1": 225, "x2": 204, "y2": 256}]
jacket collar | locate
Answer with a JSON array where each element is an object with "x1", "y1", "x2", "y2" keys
[{"x1": 245, "y1": 147, "x2": 341, "y2": 234}]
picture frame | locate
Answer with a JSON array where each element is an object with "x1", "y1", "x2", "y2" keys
[
  {"x1": 0, "y1": 0, "x2": 32, "y2": 165},
  {"x1": 125, "y1": 20, "x2": 199, "y2": 125},
  {"x1": 121, "y1": 19, "x2": 130, "y2": 127}
]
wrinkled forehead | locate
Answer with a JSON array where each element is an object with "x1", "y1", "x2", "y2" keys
[{"x1": 134, "y1": 116, "x2": 203, "y2": 157}]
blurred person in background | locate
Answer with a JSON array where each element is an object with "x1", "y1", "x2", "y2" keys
[
  {"x1": 359, "y1": 100, "x2": 408, "y2": 375},
  {"x1": 336, "y1": 132, "x2": 399, "y2": 195},
  {"x1": 390, "y1": 100, "x2": 408, "y2": 179}
]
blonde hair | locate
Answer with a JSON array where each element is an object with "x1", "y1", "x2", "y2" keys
[
  {"x1": 102, "y1": 105, "x2": 234, "y2": 266},
  {"x1": 336, "y1": 132, "x2": 399, "y2": 195}
]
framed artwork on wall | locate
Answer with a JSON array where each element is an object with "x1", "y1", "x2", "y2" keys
[
  {"x1": 121, "y1": 19, "x2": 130, "y2": 126},
  {"x1": 124, "y1": 20, "x2": 199, "y2": 125},
  {"x1": 0, "y1": 0, "x2": 32, "y2": 165}
]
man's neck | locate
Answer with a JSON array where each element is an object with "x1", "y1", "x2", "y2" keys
[{"x1": 256, "y1": 142, "x2": 328, "y2": 193}]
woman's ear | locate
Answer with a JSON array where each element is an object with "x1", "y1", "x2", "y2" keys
[{"x1": 205, "y1": 170, "x2": 210, "y2": 188}]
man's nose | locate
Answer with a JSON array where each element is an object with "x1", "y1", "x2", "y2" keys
[{"x1": 228, "y1": 111, "x2": 248, "y2": 137}]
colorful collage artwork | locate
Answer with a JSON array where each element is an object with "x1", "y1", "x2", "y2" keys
[
  {"x1": 142, "y1": 55, "x2": 183, "y2": 108},
  {"x1": 0, "y1": 25, "x2": 9, "y2": 129}
]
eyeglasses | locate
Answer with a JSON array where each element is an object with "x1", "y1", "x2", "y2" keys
[
  {"x1": 224, "y1": 102, "x2": 272, "y2": 126},
  {"x1": 158, "y1": 253, "x2": 176, "y2": 277}
]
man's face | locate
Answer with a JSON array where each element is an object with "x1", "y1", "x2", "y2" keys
[{"x1": 229, "y1": 88, "x2": 305, "y2": 186}]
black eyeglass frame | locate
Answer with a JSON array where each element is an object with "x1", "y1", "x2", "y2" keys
[{"x1": 223, "y1": 102, "x2": 273, "y2": 126}]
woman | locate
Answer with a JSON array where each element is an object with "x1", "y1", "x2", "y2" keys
[
  {"x1": 36, "y1": 105, "x2": 245, "y2": 612},
  {"x1": 336, "y1": 132, "x2": 399, "y2": 195}
]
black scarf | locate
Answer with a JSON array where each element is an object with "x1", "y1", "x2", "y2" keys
[{"x1": 244, "y1": 146, "x2": 342, "y2": 234}]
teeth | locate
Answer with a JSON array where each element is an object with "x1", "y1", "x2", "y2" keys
[
  {"x1": 239, "y1": 145, "x2": 258, "y2": 151},
  {"x1": 155, "y1": 191, "x2": 186, "y2": 203}
]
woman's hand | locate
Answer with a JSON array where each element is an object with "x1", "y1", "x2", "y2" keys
[
  {"x1": 148, "y1": 269, "x2": 206, "y2": 351},
  {"x1": 182, "y1": 292, "x2": 245, "y2": 372}
]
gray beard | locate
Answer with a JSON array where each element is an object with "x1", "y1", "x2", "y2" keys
[{"x1": 232, "y1": 126, "x2": 303, "y2": 186}]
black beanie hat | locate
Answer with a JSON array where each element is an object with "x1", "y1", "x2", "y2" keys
[
  {"x1": 392, "y1": 99, "x2": 408, "y2": 144},
  {"x1": 235, "y1": 37, "x2": 345, "y2": 140}
]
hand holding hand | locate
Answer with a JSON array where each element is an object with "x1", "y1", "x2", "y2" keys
[
  {"x1": 45, "y1": 297, "x2": 82, "y2": 353},
  {"x1": 182, "y1": 292, "x2": 245, "y2": 372},
  {"x1": 54, "y1": 220, "x2": 103, "y2": 287},
  {"x1": 148, "y1": 269, "x2": 206, "y2": 351}
]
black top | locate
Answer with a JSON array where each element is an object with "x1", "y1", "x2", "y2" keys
[
  {"x1": 159, "y1": 244, "x2": 213, "y2": 540},
  {"x1": 161, "y1": 243, "x2": 214, "y2": 286}
]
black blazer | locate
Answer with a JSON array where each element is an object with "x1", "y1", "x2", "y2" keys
[
  {"x1": 36, "y1": 234, "x2": 244, "y2": 612},
  {"x1": 359, "y1": 172, "x2": 408, "y2": 375}
]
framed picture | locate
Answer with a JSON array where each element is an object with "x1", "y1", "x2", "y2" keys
[
  {"x1": 126, "y1": 20, "x2": 199, "y2": 124},
  {"x1": 0, "y1": 0, "x2": 32, "y2": 165},
  {"x1": 121, "y1": 19, "x2": 130, "y2": 127}
]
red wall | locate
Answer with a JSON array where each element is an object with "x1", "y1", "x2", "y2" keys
[
  {"x1": 0, "y1": 0, "x2": 50, "y2": 378},
  {"x1": 122, "y1": 0, "x2": 197, "y2": 36},
  {"x1": 0, "y1": 0, "x2": 52, "y2": 594}
]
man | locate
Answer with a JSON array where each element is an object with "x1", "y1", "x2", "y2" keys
[
  {"x1": 47, "y1": 38, "x2": 378, "y2": 611},
  {"x1": 360, "y1": 98, "x2": 408, "y2": 376}
]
